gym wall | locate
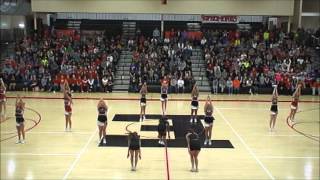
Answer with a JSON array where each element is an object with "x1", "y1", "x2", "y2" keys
[{"x1": 31, "y1": 0, "x2": 294, "y2": 16}]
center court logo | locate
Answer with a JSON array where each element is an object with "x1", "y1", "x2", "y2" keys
[{"x1": 98, "y1": 114, "x2": 233, "y2": 148}]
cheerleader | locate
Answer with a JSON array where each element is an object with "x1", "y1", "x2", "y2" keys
[
  {"x1": 0, "y1": 78, "x2": 6, "y2": 121},
  {"x1": 160, "y1": 77, "x2": 169, "y2": 115},
  {"x1": 269, "y1": 86, "x2": 278, "y2": 131},
  {"x1": 186, "y1": 129, "x2": 201, "y2": 172},
  {"x1": 288, "y1": 84, "x2": 302, "y2": 122},
  {"x1": 204, "y1": 95, "x2": 214, "y2": 146},
  {"x1": 63, "y1": 82, "x2": 73, "y2": 131},
  {"x1": 190, "y1": 84, "x2": 199, "y2": 123},
  {"x1": 15, "y1": 95, "x2": 26, "y2": 144},
  {"x1": 127, "y1": 131, "x2": 141, "y2": 171},
  {"x1": 157, "y1": 115, "x2": 171, "y2": 145},
  {"x1": 97, "y1": 99, "x2": 108, "y2": 144},
  {"x1": 139, "y1": 83, "x2": 147, "y2": 121}
]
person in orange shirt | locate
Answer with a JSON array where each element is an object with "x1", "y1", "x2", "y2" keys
[{"x1": 233, "y1": 76, "x2": 241, "y2": 94}]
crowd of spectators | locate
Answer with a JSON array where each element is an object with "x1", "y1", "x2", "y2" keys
[
  {"x1": 1, "y1": 26, "x2": 319, "y2": 96},
  {"x1": 128, "y1": 28, "x2": 197, "y2": 93},
  {"x1": 201, "y1": 28, "x2": 320, "y2": 95},
  {"x1": 1, "y1": 30, "x2": 122, "y2": 93}
]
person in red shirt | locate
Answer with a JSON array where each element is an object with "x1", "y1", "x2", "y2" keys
[
  {"x1": 60, "y1": 74, "x2": 65, "y2": 92},
  {"x1": 69, "y1": 74, "x2": 77, "y2": 92},
  {"x1": 76, "y1": 76, "x2": 82, "y2": 92},
  {"x1": 81, "y1": 76, "x2": 88, "y2": 92},
  {"x1": 52, "y1": 75, "x2": 60, "y2": 93}
]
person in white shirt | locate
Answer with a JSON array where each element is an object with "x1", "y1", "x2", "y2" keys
[
  {"x1": 107, "y1": 55, "x2": 113, "y2": 68},
  {"x1": 164, "y1": 37, "x2": 170, "y2": 44},
  {"x1": 102, "y1": 76, "x2": 108, "y2": 92},
  {"x1": 200, "y1": 37, "x2": 207, "y2": 48},
  {"x1": 177, "y1": 77, "x2": 185, "y2": 93},
  {"x1": 88, "y1": 77, "x2": 94, "y2": 92},
  {"x1": 128, "y1": 38, "x2": 134, "y2": 50}
]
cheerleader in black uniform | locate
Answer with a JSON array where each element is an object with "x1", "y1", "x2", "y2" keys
[
  {"x1": 139, "y1": 83, "x2": 147, "y2": 121},
  {"x1": 0, "y1": 78, "x2": 6, "y2": 121},
  {"x1": 204, "y1": 95, "x2": 214, "y2": 146},
  {"x1": 160, "y1": 77, "x2": 169, "y2": 115},
  {"x1": 289, "y1": 83, "x2": 302, "y2": 123},
  {"x1": 63, "y1": 82, "x2": 73, "y2": 131},
  {"x1": 15, "y1": 95, "x2": 26, "y2": 144},
  {"x1": 127, "y1": 131, "x2": 141, "y2": 171},
  {"x1": 157, "y1": 115, "x2": 171, "y2": 145},
  {"x1": 97, "y1": 98, "x2": 108, "y2": 144},
  {"x1": 269, "y1": 86, "x2": 278, "y2": 131},
  {"x1": 190, "y1": 84, "x2": 199, "y2": 123},
  {"x1": 186, "y1": 129, "x2": 201, "y2": 172}
]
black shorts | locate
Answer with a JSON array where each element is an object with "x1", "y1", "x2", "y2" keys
[
  {"x1": 161, "y1": 94, "x2": 167, "y2": 100},
  {"x1": 191, "y1": 100, "x2": 199, "y2": 107},
  {"x1": 16, "y1": 117, "x2": 24, "y2": 124},
  {"x1": 98, "y1": 115, "x2": 107, "y2": 123},
  {"x1": 190, "y1": 142, "x2": 201, "y2": 151},
  {"x1": 129, "y1": 144, "x2": 140, "y2": 150},
  {"x1": 158, "y1": 130, "x2": 166, "y2": 137},
  {"x1": 204, "y1": 116, "x2": 214, "y2": 124},
  {"x1": 270, "y1": 105, "x2": 278, "y2": 114},
  {"x1": 140, "y1": 97, "x2": 146, "y2": 104}
]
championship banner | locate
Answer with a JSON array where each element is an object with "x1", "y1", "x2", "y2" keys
[{"x1": 201, "y1": 15, "x2": 239, "y2": 24}]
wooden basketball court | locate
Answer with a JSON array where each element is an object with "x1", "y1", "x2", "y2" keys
[{"x1": 1, "y1": 92, "x2": 319, "y2": 179}]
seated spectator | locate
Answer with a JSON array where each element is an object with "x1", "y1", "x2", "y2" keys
[
  {"x1": 177, "y1": 76, "x2": 185, "y2": 93},
  {"x1": 153, "y1": 28, "x2": 160, "y2": 39},
  {"x1": 69, "y1": 74, "x2": 77, "y2": 92},
  {"x1": 226, "y1": 77, "x2": 233, "y2": 95},
  {"x1": 219, "y1": 78, "x2": 226, "y2": 93},
  {"x1": 94, "y1": 76, "x2": 101, "y2": 92},
  {"x1": 107, "y1": 76, "x2": 113, "y2": 93},
  {"x1": 246, "y1": 77, "x2": 254, "y2": 95},
  {"x1": 76, "y1": 76, "x2": 82, "y2": 93},
  {"x1": 212, "y1": 78, "x2": 218, "y2": 94},
  {"x1": 40, "y1": 76, "x2": 47, "y2": 92},
  {"x1": 8, "y1": 74, "x2": 16, "y2": 91},
  {"x1": 102, "y1": 76, "x2": 108, "y2": 92},
  {"x1": 82, "y1": 76, "x2": 88, "y2": 92},
  {"x1": 128, "y1": 38, "x2": 134, "y2": 50},
  {"x1": 30, "y1": 75, "x2": 39, "y2": 92},
  {"x1": 52, "y1": 75, "x2": 60, "y2": 93},
  {"x1": 88, "y1": 76, "x2": 94, "y2": 92},
  {"x1": 200, "y1": 36, "x2": 207, "y2": 49},
  {"x1": 233, "y1": 76, "x2": 240, "y2": 94},
  {"x1": 312, "y1": 78, "x2": 320, "y2": 96},
  {"x1": 170, "y1": 76, "x2": 177, "y2": 93}
]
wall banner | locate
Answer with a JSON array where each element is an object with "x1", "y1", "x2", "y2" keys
[{"x1": 201, "y1": 15, "x2": 239, "y2": 23}]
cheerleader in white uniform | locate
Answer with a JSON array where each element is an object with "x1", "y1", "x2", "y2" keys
[{"x1": 190, "y1": 84, "x2": 199, "y2": 123}]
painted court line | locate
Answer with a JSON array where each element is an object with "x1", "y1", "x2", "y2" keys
[
  {"x1": 1, "y1": 153, "x2": 77, "y2": 156},
  {"x1": 264, "y1": 134, "x2": 320, "y2": 137},
  {"x1": 6, "y1": 95, "x2": 320, "y2": 103},
  {"x1": 259, "y1": 156, "x2": 320, "y2": 159},
  {"x1": 62, "y1": 128, "x2": 98, "y2": 180},
  {"x1": 0, "y1": 131, "x2": 93, "y2": 135},
  {"x1": 164, "y1": 140, "x2": 170, "y2": 180},
  {"x1": 215, "y1": 107, "x2": 275, "y2": 180}
]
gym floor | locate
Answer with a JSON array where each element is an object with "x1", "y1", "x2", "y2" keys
[{"x1": 1, "y1": 92, "x2": 319, "y2": 180}]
